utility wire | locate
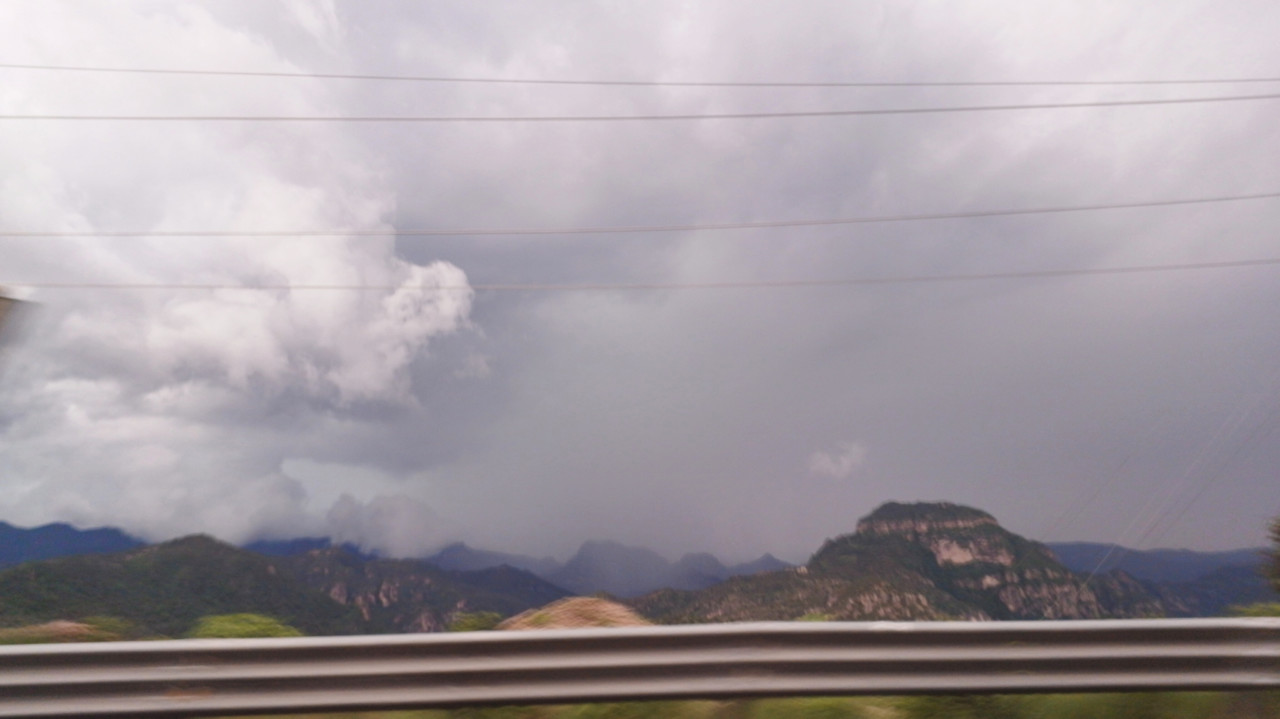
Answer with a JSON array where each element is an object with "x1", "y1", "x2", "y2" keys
[
  {"x1": 5, "y1": 191, "x2": 1278, "y2": 238},
  {"x1": 1133, "y1": 370, "x2": 1280, "y2": 550},
  {"x1": 7, "y1": 258, "x2": 1279, "y2": 293},
  {"x1": 1084, "y1": 370, "x2": 1280, "y2": 583},
  {"x1": 1038, "y1": 412, "x2": 1169, "y2": 547},
  {"x1": 4, "y1": 62, "x2": 1280, "y2": 88},
  {"x1": 4, "y1": 92, "x2": 1280, "y2": 123}
]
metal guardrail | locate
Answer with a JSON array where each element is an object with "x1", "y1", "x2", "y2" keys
[{"x1": 1, "y1": 618, "x2": 1277, "y2": 718}]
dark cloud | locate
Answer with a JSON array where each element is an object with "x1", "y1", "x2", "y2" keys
[{"x1": 1, "y1": 1, "x2": 1278, "y2": 561}]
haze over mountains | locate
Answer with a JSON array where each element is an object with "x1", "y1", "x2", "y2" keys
[
  {"x1": 0, "y1": 501, "x2": 1271, "y2": 639},
  {"x1": 0, "y1": 535, "x2": 573, "y2": 636},
  {"x1": 634, "y1": 503, "x2": 1273, "y2": 622},
  {"x1": 0, "y1": 506, "x2": 1268, "y2": 607},
  {"x1": 0, "y1": 521, "x2": 143, "y2": 569},
  {"x1": 428, "y1": 541, "x2": 792, "y2": 597},
  {"x1": 1045, "y1": 543, "x2": 1265, "y2": 583}
]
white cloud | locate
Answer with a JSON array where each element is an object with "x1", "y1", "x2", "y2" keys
[
  {"x1": 2, "y1": 0, "x2": 1279, "y2": 559},
  {"x1": 0, "y1": 1, "x2": 473, "y2": 541},
  {"x1": 454, "y1": 353, "x2": 493, "y2": 380},
  {"x1": 807, "y1": 441, "x2": 868, "y2": 479},
  {"x1": 325, "y1": 493, "x2": 451, "y2": 557},
  {"x1": 139, "y1": 258, "x2": 471, "y2": 405}
]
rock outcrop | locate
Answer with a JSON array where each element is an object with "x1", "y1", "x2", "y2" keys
[
  {"x1": 279, "y1": 548, "x2": 569, "y2": 633},
  {"x1": 632, "y1": 502, "x2": 1173, "y2": 623}
]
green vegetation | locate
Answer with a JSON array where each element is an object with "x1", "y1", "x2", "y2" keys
[
  {"x1": 3, "y1": 502, "x2": 1267, "y2": 638},
  {"x1": 1239, "y1": 514, "x2": 1280, "y2": 618},
  {"x1": 633, "y1": 507, "x2": 1082, "y2": 624},
  {"x1": 894, "y1": 693, "x2": 1280, "y2": 719},
  {"x1": 220, "y1": 692, "x2": 1280, "y2": 719},
  {"x1": 1231, "y1": 602, "x2": 1280, "y2": 617},
  {"x1": 896, "y1": 695, "x2": 1023, "y2": 719},
  {"x1": 0, "y1": 535, "x2": 364, "y2": 637},
  {"x1": 81, "y1": 615, "x2": 142, "y2": 638},
  {"x1": 747, "y1": 697, "x2": 882, "y2": 718},
  {"x1": 0, "y1": 535, "x2": 571, "y2": 640},
  {"x1": 633, "y1": 501, "x2": 1267, "y2": 624},
  {"x1": 795, "y1": 612, "x2": 834, "y2": 622},
  {"x1": 859, "y1": 501, "x2": 995, "y2": 526},
  {"x1": 187, "y1": 613, "x2": 304, "y2": 638},
  {"x1": 1269, "y1": 517, "x2": 1280, "y2": 594},
  {"x1": 278, "y1": 550, "x2": 560, "y2": 633},
  {"x1": 448, "y1": 612, "x2": 504, "y2": 632}
]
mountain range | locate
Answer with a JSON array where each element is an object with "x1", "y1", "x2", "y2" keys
[
  {"x1": 0, "y1": 514, "x2": 1264, "y2": 601},
  {"x1": 0, "y1": 535, "x2": 567, "y2": 636},
  {"x1": 0, "y1": 521, "x2": 143, "y2": 569},
  {"x1": 0, "y1": 535, "x2": 364, "y2": 636},
  {"x1": 427, "y1": 540, "x2": 792, "y2": 597},
  {"x1": 1044, "y1": 542, "x2": 1265, "y2": 582},
  {"x1": 630, "y1": 502, "x2": 1272, "y2": 622},
  {"x1": 0, "y1": 502, "x2": 1271, "y2": 637}
]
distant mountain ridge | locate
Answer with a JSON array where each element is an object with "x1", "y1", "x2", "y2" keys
[
  {"x1": 0, "y1": 536, "x2": 364, "y2": 636},
  {"x1": 0, "y1": 536, "x2": 569, "y2": 636},
  {"x1": 630, "y1": 502, "x2": 1267, "y2": 623},
  {"x1": 242, "y1": 537, "x2": 335, "y2": 557},
  {"x1": 1045, "y1": 542, "x2": 1265, "y2": 583},
  {"x1": 0, "y1": 511, "x2": 1267, "y2": 620},
  {"x1": 243, "y1": 537, "x2": 376, "y2": 561},
  {"x1": 426, "y1": 542, "x2": 563, "y2": 576},
  {"x1": 0, "y1": 521, "x2": 144, "y2": 569},
  {"x1": 425, "y1": 540, "x2": 792, "y2": 597},
  {"x1": 1, "y1": 518, "x2": 1259, "y2": 598},
  {"x1": 277, "y1": 547, "x2": 569, "y2": 632}
]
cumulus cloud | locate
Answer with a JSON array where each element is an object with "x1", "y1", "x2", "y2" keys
[
  {"x1": 807, "y1": 441, "x2": 869, "y2": 479},
  {"x1": 140, "y1": 259, "x2": 470, "y2": 405},
  {"x1": 0, "y1": 1, "x2": 473, "y2": 541},
  {"x1": 325, "y1": 493, "x2": 451, "y2": 558},
  {"x1": 2, "y1": 1, "x2": 1279, "y2": 560}
]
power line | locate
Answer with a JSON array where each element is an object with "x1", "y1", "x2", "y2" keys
[
  {"x1": 1133, "y1": 369, "x2": 1280, "y2": 550},
  {"x1": 1084, "y1": 368, "x2": 1280, "y2": 582},
  {"x1": 4, "y1": 92, "x2": 1280, "y2": 123},
  {"x1": 5, "y1": 191, "x2": 1278, "y2": 238},
  {"x1": 5, "y1": 62, "x2": 1280, "y2": 88},
  {"x1": 6, "y1": 257, "x2": 1279, "y2": 293},
  {"x1": 1037, "y1": 412, "x2": 1170, "y2": 547}
]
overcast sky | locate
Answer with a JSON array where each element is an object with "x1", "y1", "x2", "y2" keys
[{"x1": 2, "y1": 1, "x2": 1278, "y2": 562}]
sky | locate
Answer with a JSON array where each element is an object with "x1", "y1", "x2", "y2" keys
[{"x1": 1, "y1": 0, "x2": 1279, "y2": 563}]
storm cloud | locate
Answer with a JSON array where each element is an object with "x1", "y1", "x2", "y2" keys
[{"x1": 1, "y1": 0, "x2": 1278, "y2": 563}]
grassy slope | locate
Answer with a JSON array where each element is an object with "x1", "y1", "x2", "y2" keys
[
  {"x1": 279, "y1": 549, "x2": 571, "y2": 632},
  {"x1": 0, "y1": 535, "x2": 364, "y2": 636},
  {"x1": 225, "y1": 692, "x2": 1280, "y2": 719}
]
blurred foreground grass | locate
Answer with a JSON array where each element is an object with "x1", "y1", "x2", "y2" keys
[{"x1": 233, "y1": 691, "x2": 1280, "y2": 719}]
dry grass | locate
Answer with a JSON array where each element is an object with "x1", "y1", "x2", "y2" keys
[
  {"x1": 497, "y1": 597, "x2": 651, "y2": 631},
  {"x1": 0, "y1": 620, "x2": 108, "y2": 644}
]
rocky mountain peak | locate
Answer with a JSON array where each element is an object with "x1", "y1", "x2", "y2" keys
[
  {"x1": 850, "y1": 503, "x2": 1020, "y2": 568},
  {"x1": 855, "y1": 502, "x2": 998, "y2": 539},
  {"x1": 638, "y1": 502, "x2": 1161, "y2": 624}
]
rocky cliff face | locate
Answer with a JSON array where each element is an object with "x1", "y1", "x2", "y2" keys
[
  {"x1": 633, "y1": 502, "x2": 1172, "y2": 623},
  {"x1": 634, "y1": 567, "x2": 989, "y2": 624},
  {"x1": 281, "y1": 549, "x2": 451, "y2": 632},
  {"x1": 855, "y1": 503, "x2": 999, "y2": 539},
  {"x1": 844, "y1": 502, "x2": 1161, "y2": 619},
  {"x1": 279, "y1": 548, "x2": 569, "y2": 633}
]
